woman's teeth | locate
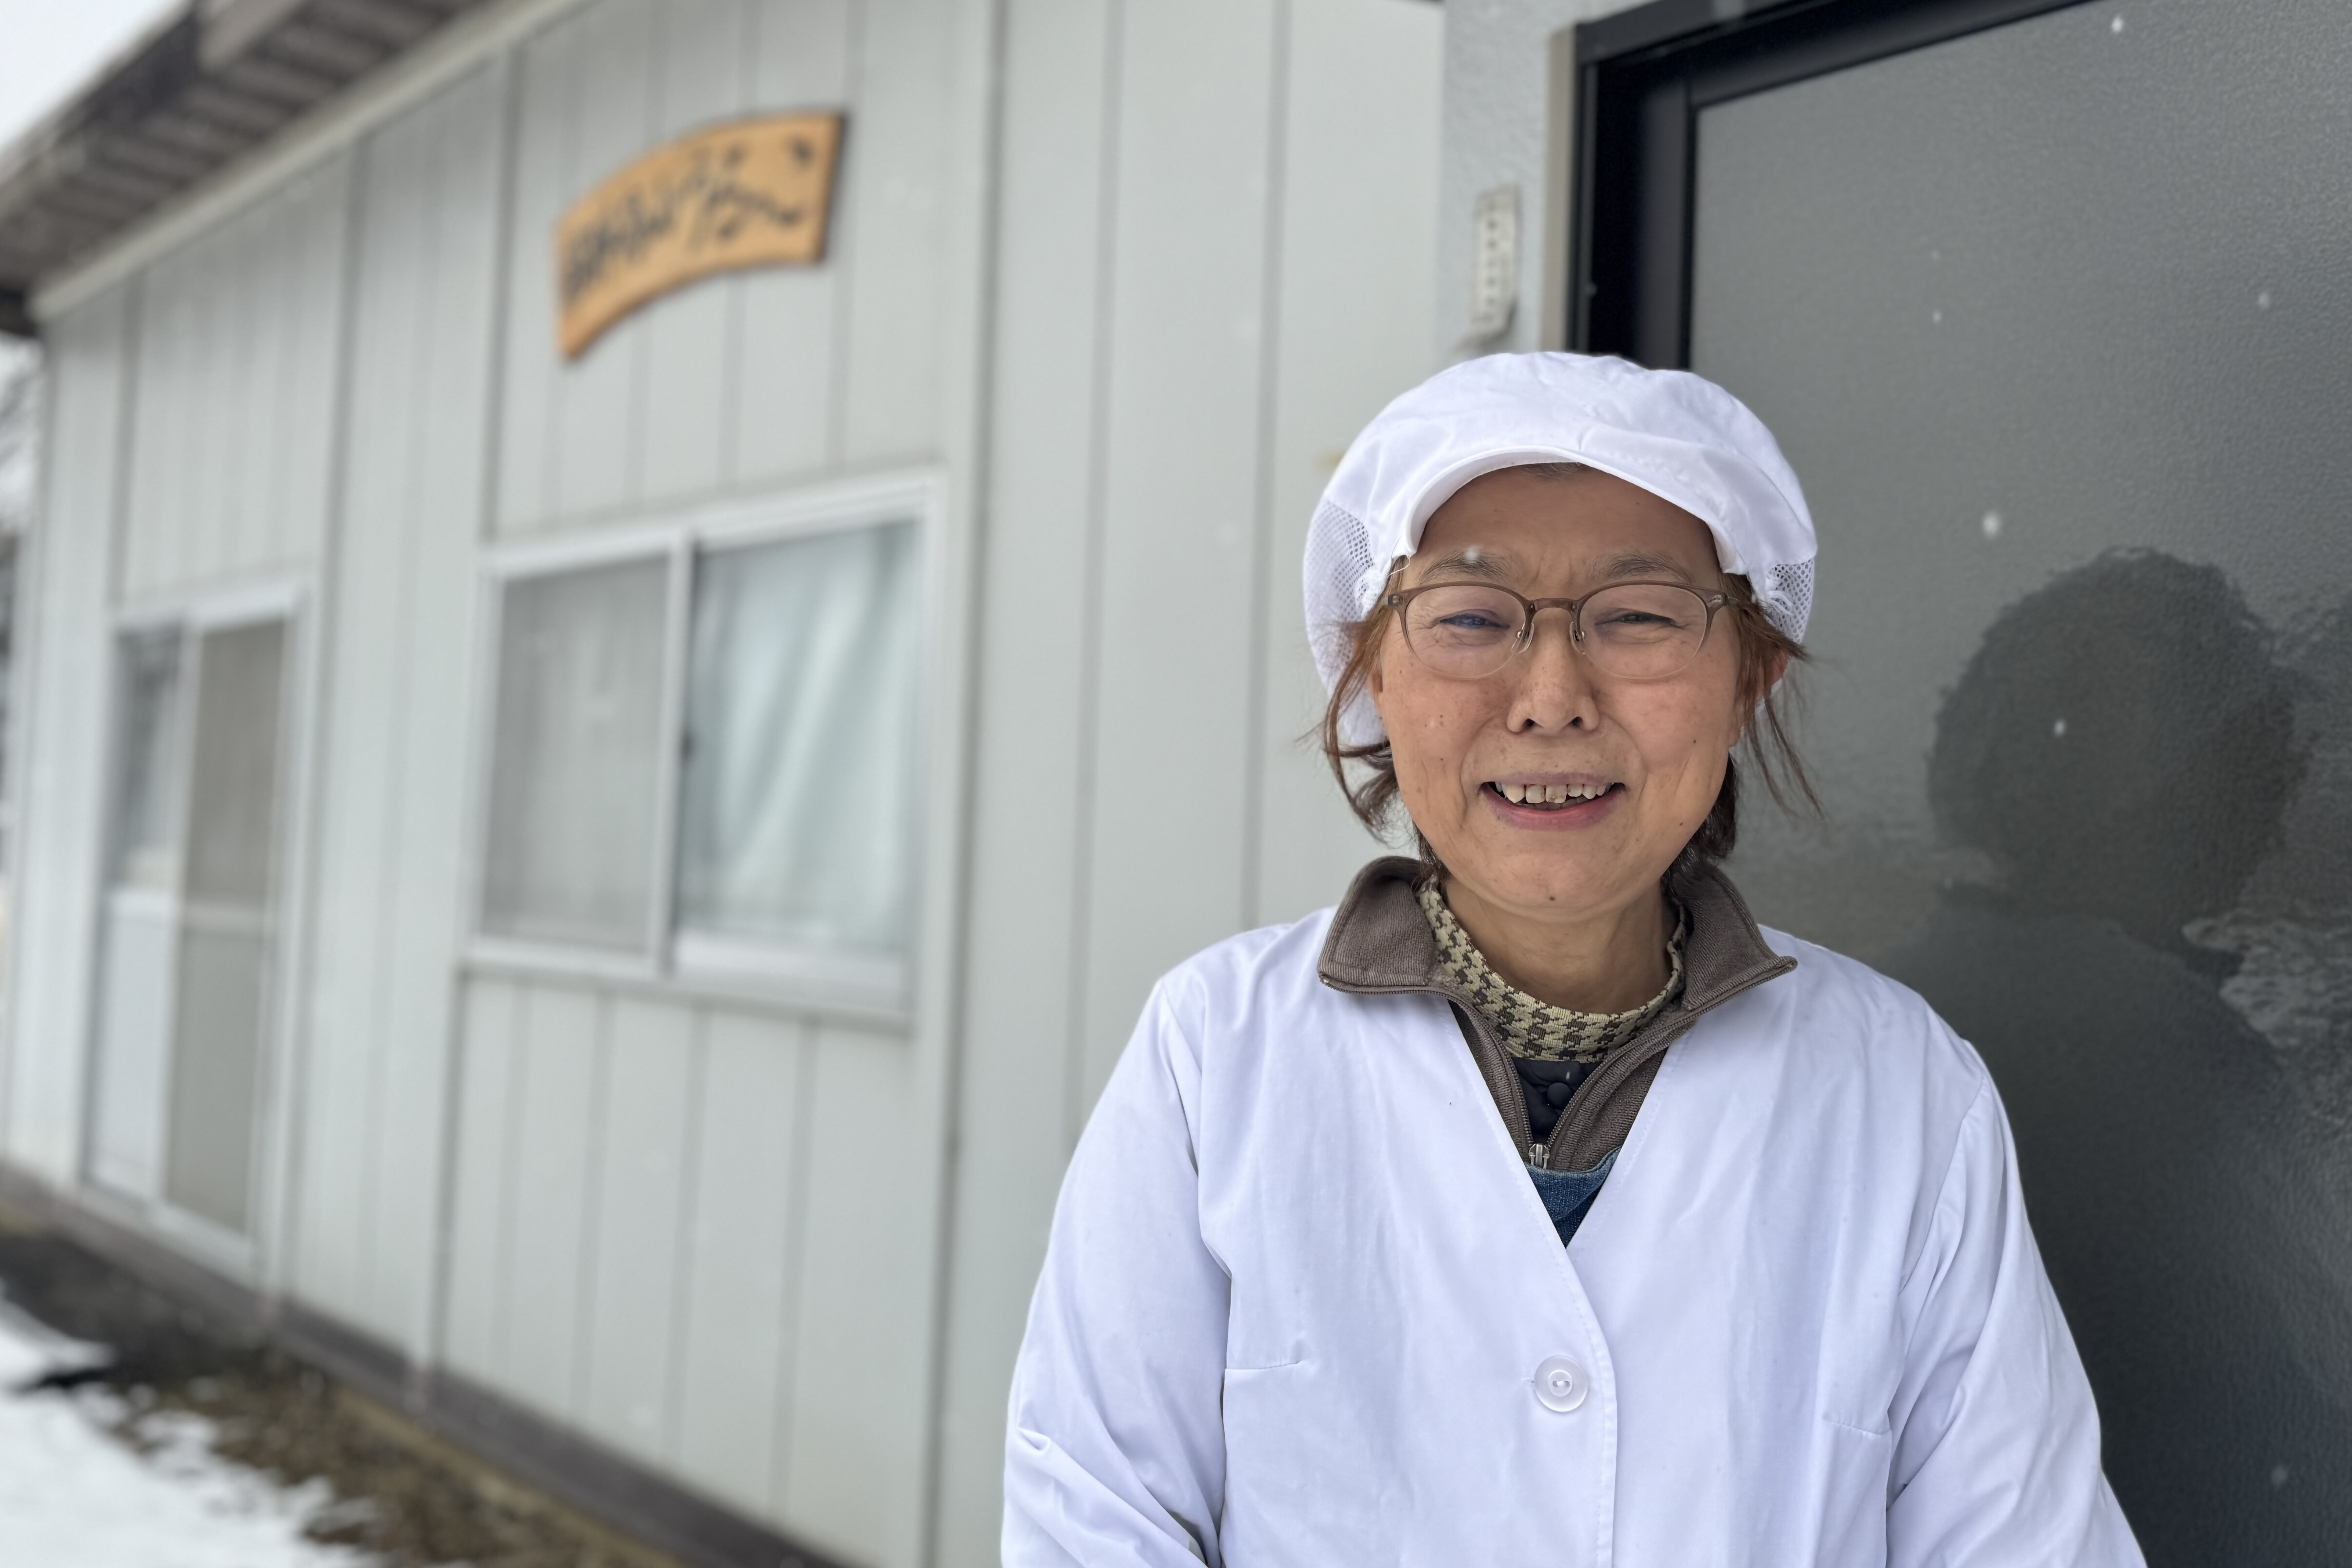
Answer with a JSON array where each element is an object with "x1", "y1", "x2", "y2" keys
[{"x1": 1496, "y1": 781, "x2": 1609, "y2": 806}]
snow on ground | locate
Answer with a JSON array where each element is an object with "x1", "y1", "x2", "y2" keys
[{"x1": 0, "y1": 1292, "x2": 376, "y2": 1568}]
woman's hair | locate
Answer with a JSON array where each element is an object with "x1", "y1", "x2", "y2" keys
[{"x1": 1316, "y1": 469, "x2": 1816, "y2": 878}]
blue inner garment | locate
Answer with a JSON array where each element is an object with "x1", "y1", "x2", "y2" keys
[{"x1": 1528, "y1": 1148, "x2": 1619, "y2": 1245}]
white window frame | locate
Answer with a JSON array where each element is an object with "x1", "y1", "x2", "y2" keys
[
  {"x1": 462, "y1": 470, "x2": 945, "y2": 1022},
  {"x1": 88, "y1": 576, "x2": 310, "y2": 1278}
]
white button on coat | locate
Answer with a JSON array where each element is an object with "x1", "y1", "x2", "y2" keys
[
  {"x1": 1535, "y1": 1355, "x2": 1589, "y2": 1412},
  {"x1": 1004, "y1": 912, "x2": 2144, "y2": 1568}
]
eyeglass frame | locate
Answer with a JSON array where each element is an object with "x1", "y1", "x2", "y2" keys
[{"x1": 1380, "y1": 578, "x2": 1732, "y2": 681}]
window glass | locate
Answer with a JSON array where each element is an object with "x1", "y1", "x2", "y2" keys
[
  {"x1": 181, "y1": 620, "x2": 284, "y2": 909},
  {"x1": 92, "y1": 625, "x2": 186, "y2": 1203},
  {"x1": 168, "y1": 617, "x2": 287, "y2": 1233},
  {"x1": 676, "y1": 521, "x2": 919, "y2": 962},
  {"x1": 483, "y1": 557, "x2": 669, "y2": 949},
  {"x1": 111, "y1": 628, "x2": 184, "y2": 891}
]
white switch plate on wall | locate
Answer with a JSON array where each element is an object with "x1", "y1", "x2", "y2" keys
[{"x1": 1466, "y1": 184, "x2": 1520, "y2": 343}]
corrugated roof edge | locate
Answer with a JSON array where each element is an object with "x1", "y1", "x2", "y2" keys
[{"x1": 0, "y1": 0, "x2": 488, "y2": 327}]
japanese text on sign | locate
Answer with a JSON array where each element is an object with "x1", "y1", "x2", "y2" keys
[{"x1": 556, "y1": 112, "x2": 843, "y2": 358}]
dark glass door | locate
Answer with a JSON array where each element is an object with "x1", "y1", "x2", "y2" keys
[{"x1": 1581, "y1": 0, "x2": 2352, "y2": 1559}]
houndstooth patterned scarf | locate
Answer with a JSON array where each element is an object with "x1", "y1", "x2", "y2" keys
[{"x1": 1417, "y1": 880, "x2": 1686, "y2": 1063}]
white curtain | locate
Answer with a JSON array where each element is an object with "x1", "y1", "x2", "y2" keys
[
  {"x1": 482, "y1": 556, "x2": 669, "y2": 949},
  {"x1": 676, "y1": 521, "x2": 918, "y2": 960}
]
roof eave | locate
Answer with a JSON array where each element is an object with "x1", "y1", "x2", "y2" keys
[{"x1": 0, "y1": 0, "x2": 485, "y2": 304}]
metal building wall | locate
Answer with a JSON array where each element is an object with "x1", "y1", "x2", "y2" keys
[
  {"x1": 935, "y1": 0, "x2": 1443, "y2": 1555},
  {"x1": 4, "y1": 288, "x2": 133, "y2": 1185},
  {"x1": 1, "y1": 0, "x2": 1444, "y2": 1560},
  {"x1": 5, "y1": 1, "x2": 973, "y2": 1554},
  {"x1": 296, "y1": 54, "x2": 501, "y2": 1408},
  {"x1": 297, "y1": 4, "x2": 975, "y2": 1561},
  {"x1": 121, "y1": 164, "x2": 349, "y2": 602},
  {"x1": 1435, "y1": 0, "x2": 1619, "y2": 354}
]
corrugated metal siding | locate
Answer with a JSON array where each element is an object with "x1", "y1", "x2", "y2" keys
[
  {"x1": 4, "y1": 288, "x2": 134, "y2": 1180},
  {"x1": 441, "y1": 975, "x2": 926, "y2": 1563},
  {"x1": 932, "y1": 0, "x2": 1444, "y2": 1556},
  {"x1": 1252, "y1": 0, "x2": 1451, "y2": 922},
  {"x1": 493, "y1": 0, "x2": 894, "y2": 536},
  {"x1": 120, "y1": 160, "x2": 348, "y2": 599},
  {"x1": 4, "y1": 0, "x2": 1444, "y2": 1561},
  {"x1": 299, "y1": 5, "x2": 945, "y2": 1556},
  {"x1": 294, "y1": 61, "x2": 504, "y2": 1351}
]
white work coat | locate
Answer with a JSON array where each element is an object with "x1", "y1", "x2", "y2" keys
[{"x1": 1003, "y1": 906, "x2": 2143, "y2": 1567}]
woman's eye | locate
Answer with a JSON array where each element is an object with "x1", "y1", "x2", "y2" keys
[{"x1": 1437, "y1": 611, "x2": 1507, "y2": 630}]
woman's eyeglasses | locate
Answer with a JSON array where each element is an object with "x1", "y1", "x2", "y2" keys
[{"x1": 1384, "y1": 580, "x2": 1729, "y2": 682}]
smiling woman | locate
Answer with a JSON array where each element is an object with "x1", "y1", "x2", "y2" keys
[
  {"x1": 1004, "y1": 354, "x2": 2145, "y2": 1568},
  {"x1": 1326, "y1": 463, "x2": 1811, "y2": 1010}
]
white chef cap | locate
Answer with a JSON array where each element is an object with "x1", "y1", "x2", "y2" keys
[{"x1": 1304, "y1": 352, "x2": 1816, "y2": 746}]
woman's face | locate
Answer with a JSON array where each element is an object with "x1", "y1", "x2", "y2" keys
[{"x1": 1371, "y1": 466, "x2": 1754, "y2": 924}]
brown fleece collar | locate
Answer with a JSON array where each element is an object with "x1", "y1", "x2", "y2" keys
[{"x1": 1316, "y1": 855, "x2": 1792, "y2": 1012}]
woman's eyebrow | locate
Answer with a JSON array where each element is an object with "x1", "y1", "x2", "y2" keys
[
  {"x1": 1417, "y1": 550, "x2": 1516, "y2": 581},
  {"x1": 1598, "y1": 552, "x2": 1696, "y2": 583}
]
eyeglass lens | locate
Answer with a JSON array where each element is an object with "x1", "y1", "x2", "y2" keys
[{"x1": 1400, "y1": 583, "x2": 1714, "y2": 681}]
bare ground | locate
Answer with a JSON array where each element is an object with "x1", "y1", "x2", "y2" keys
[{"x1": 0, "y1": 1200, "x2": 690, "y2": 1568}]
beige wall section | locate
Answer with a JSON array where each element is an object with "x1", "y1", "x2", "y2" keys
[
  {"x1": 291, "y1": 64, "x2": 505, "y2": 1347},
  {"x1": 441, "y1": 975, "x2": 929, "y2": 1568},
  {"x1": 3, "y1": 289, "x2": 134, "y2": 1181},
  {"x1": 935, "y1": 0, "x2": 1442, "y2": 1557},
  {"x1": 119, "y1": 160, "x2": 349, "y2": 601}
]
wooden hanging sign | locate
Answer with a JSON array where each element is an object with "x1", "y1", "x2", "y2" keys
[{"x1": 556, "y1": 110, "x2": 844, "y2": 358}]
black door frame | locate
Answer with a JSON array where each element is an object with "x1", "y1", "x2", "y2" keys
[{"x1": 1568, "y1": 0, "x2": 2092, "y2": 367}]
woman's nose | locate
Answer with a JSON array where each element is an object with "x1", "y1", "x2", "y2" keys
[{"x1": 1508, "y1": 612, "x2": 1597, "y2": 732}]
